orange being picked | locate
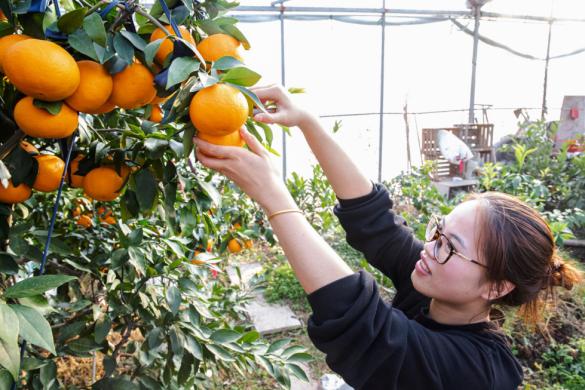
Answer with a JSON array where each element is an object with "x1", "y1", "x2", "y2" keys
[
  {"x1": 14, "y1": 96, "x2": 78, "y2": 139},
  {"x1": 67, "y1": 154, "x2": 85, "y2": 188},
  {"x1": 149, "y1": 104, "x2": 163, "y2": 123},
  {"x1": 227, "y1": 238, "x2": 242, "y2": 253},
  {"x1": 20, "y1": 140, "x2": 38, "y2": 155},
  {"x1": 0, "y1": 181, "x2": 32, "y2": 204},
  {"x1": 189, "y1": 83, "x2": 248, "y2": 136},
  {"x1": 33, "y1": 154, "x2": 65, "y2": 192},
  {"x1": 109, "y1": 62, "x2": 156, "y2": 109},
  {"x1": 0, "y1": 34, "x2": 31, "y2": 73},
  {"x1": 196, "y1": 33, "x2": 243, "y2": 64},
  {"x1": 150, "y1": 25, "x2": 195, "y2": 64},
  {"x1": 198, "y1": 130, "x2": 245, "y2": 147},
  {"x1": 4, "y1": 39, "x2": 80, "y2": 101},
  {"x1": 83, "y1": 166, "x2": 129, "y2": 201},
  {"x1": 65, "y1": 60, "x2": 113, "y2": 113}
]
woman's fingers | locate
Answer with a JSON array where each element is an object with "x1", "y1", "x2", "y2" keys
[
  {"x1": 195, "y1": 148, "x2": 229, "y2": 174},
  {"x1": 240, "y1": 127, "x2": 267, "y2": 156},
  {"x1": 193, "y1": 136, "x2": 238, "y2": 159}
]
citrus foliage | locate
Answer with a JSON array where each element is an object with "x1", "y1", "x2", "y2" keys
[{"x1": 0, "y1": 0, "x2": 308, "y2": 388}]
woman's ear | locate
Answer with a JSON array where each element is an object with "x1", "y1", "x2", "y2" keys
[{"x1": 482, "y1": 280, "x2": 515, "y2": 301}]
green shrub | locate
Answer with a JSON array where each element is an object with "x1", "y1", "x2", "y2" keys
[{"x1": 264, "y1": 264, "x2": 309, "y2": 311}]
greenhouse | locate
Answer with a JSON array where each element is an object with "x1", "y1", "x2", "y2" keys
[{"x1": 0, "y1": 0, "x2": 583, "y2": 389}]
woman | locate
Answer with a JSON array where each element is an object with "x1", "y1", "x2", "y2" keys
[{"x1": 193, "y1": 85, "x2": 582, "y2": 389}]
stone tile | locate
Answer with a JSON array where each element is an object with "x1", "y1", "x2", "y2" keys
[
  {"x1": 226, "y1": 262, "x2": 264, "y2": 286},
  {"x1": 245, "y1": 294, "x2": 302, "y2": 335}
]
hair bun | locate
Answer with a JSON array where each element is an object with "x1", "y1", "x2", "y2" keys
[{"x1": 549, "y1": 259, "x2": 579, "y2": 290}]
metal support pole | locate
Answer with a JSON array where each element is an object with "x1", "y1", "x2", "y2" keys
[
  {"x1": 541, "y1": 20, "x2": 553, "y2": 121},
  {"x1": 279, "y1": 4, "x2": 287, "y2": 181},
  {"x1": 377, "y1": 0, "x2": 386, "y2": 182},
  {"x1": 468, "y1": 5, "x2": 481, "y2": 127}
]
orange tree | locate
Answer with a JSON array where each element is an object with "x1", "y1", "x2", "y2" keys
[{"x1": 0, "y1": 0, "x2": 311, "y2": 388}]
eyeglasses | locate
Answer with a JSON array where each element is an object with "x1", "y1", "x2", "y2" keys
[{"x1": 425, "y1": 215, "x2": 487, "y2": 268}]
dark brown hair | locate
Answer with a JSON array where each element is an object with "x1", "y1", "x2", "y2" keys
[{"x1": 467, "y1": 192, "x2": 583, "y2": 326}]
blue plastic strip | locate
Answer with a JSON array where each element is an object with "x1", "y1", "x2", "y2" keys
[
  {"x1": 158, "y1": 0, "x2": 182, "y2": 37},
  {"x1": 100, "y1": 0, "x2": 120, "y2": 18},
  {"x1": 10, "y1": 132, "x2": 78, "y2": 390},
  {"x1": 53, "y1": 0, "x2": 61, "y2": 18}
]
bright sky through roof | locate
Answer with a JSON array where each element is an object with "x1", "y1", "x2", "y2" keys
[{"x1": 231, "y1": 0, "x2": 585, "y2": 180}]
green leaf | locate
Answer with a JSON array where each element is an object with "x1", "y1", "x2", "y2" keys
[
  {"x1": 287, "y1": 352, "x2": 313, "y2": 363},
  {"x1": 212, "y1": 56, "x2": 243, "y2": 71},
  {"x1": 4, "y1": 275, "x2": 76, "y2": 298},
  {"x1": 165, "y1": 286, "x2": 181, "y2": 315},
  {"x1": 221, "y1": 24, "x2": 250, "y2": 50},
  {"x1": 39, "y1": 360, "x2": 57, "y2": 389},
  {"x1": 0, "y1": 304, "x2": 20, "y2": 380},
  {"x1": 166, "y1": 57, "x2": 199, "y2": 89},
  {"x1": 227, "y1": 83, "x2": 268, "y2": 114},
  {"x1": 220, "y1": 67, "x2": 261, "y2": 87},
  {"x1": 67, "y1": 337, "x2": 101, "y2": 354},
  {"x1": 198, "y1": 180, "x2": 221, "y2": 207},
  {"x1": 0, "y1": 253, "x2": 18, "y2": 275},
  {"x1": 94, "y1": 315, "x2": 112, "y2": 343},
  {"x1": 10, "y1": 304, "x2": 56, "y2": 355},
  {"x1": 134, "y1": 169, "x2": 158, "y2": 212},
  {"x1": 83, "y1": 13, "x2": 107, "y2": 47},
  {"x1": 266, "y1": 338, "x2": 292, "y2": 354},
  {"x1": 69, "y1": 29, "x2": 98, "y2": 61},
  {"x1": 93, "y1": 377, "x2": 139, "y2": 390},
  {"x1": 210, "y1": 329, "x2": 241, "y2": 344},
  {"x1": 33, "y1": 100, "x2": 62, "y2": 115},
  {"x1": 239, "y1": 330, "x2": 260, "y2": 344},
  {"x1": 120, "y1": 30, "x2": 147, "y2": 51},
  {"x1": 184, "y1": 336, "x2": 202, "y2": 360},
  {"x1": 57, "y1": 8, "x2": 87, "y2": 34},
  {"x1": 144, "y1": 39, "x2": 164, "y2": 66},
  {"x1": 128, "y1": 228, "x2": 143, "y2": 247},
  {"x1": 286, "y1": 363, "x2": 309, "y2": 382},
  {"x1": 205, "y1": 344, "x2": 235, "y2": 362},
  {"x1": 177, "y1": 352, "x2": 194, "y2": 384},
  {"x1": 182, "y1": 125, "x2": 195, "y2": 159},
  {"x1": 113, "y1": 33, "x2": 135, "y2": 65},
  {"x1": 0, "y1": 369, "x2": 13, "y2": 389},
  {"x1": 18, "y1": 295, "x2": 56, "y2": 316}
]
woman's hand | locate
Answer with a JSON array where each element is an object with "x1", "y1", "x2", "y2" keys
[
  {"x1": 194, "y1": 128, "x2": 296, "y2": 214},
  {"x1": 251, "y1": 85, "x2": 313, "y2": 128}
]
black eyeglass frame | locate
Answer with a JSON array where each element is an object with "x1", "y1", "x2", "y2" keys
[{"x1": 425, "y1": 215, "x2": 487, "y2": 268}]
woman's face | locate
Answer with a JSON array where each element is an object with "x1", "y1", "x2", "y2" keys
[{"x1": 411, "y1": 200, "x2": 492, "y2": 305}]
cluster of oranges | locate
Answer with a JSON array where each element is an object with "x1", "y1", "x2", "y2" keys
[
  {"x1": 72, "y1": 200, "x2": 116, "y2": 229},
  {"x1": 0, "y1": 26, "x2": 250, "y2": 206}
]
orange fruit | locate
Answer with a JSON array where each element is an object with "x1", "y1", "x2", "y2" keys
[
  {"x1": 149, "y1": 104, "x2": 163, "y2": 123},
  {"x1": 0, "y1": 34, "x2": 31, "y2": 73},
  {"x1": 196, "y1": 33, "x2": 243, "y2": 63},
  {"x1": 149, "y1": 25, "x2": 195, "y2": 64},
  {"x1": 0, "y1": 181, "x2": 31, "y2": 204},
  {"x1": 227, "y1": 238, "x2": 242, "y2": 253},
  {"x1": 0, "y1": 10, "x2": 6, "y2": 20},
  {"x1": 72, "y1": 207, "x2": 82, "y2": 217},
  {"x1": 150, "y1": 94, "x2": 169, "y2": 105},
  {"x1": 4, "y1": 39, "x2": 80, "y2": 101},
  {"x1": 33, "y1": 154, "x2": 65, "y2": 192},
  {"x1": 109, "y1": 62, "x2": 156, "y2": 109},
  {"x1": 190, "y1": 250, "x2": 204, "y2": 265},
  {"x1": 92, "y1": 100, "x2": 116, "y2": 114},
  {"x1": 65, "y1": 60, "x2": 113, "y2": 113},
  {"x1": 76, "y1": 214, "x2": 93, "y2": 228},
  {"x1": 206, "y1": 238, "x2": 214, "y2": 252},
  {"x1": 233, "y1": 222, "x2": 241, "y2": 229},
  {"x1": 14, "y1": 96, "x2": 78, "y2": 139},
  {"x1": 244, "y1": 240, "x2": 253, "y2": 249},
  {"x1": 67, "y1": 154, "x2": 85, "y2": 188},
  {"x1": 20, "y1": 140, "x2": 38, "y2": 155},
  {"x1": 101, "y1": 216, "x2": 116, "y2": 225},
  {"x1": 83, "y1": 166, "x2": 128, "y2": 201},
  {"x1": 198, "y1": 130, "x2": 245, "y2": 147},
  {"x1": 189, "y1": 84, "x2": 248, "y2": 136}
]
